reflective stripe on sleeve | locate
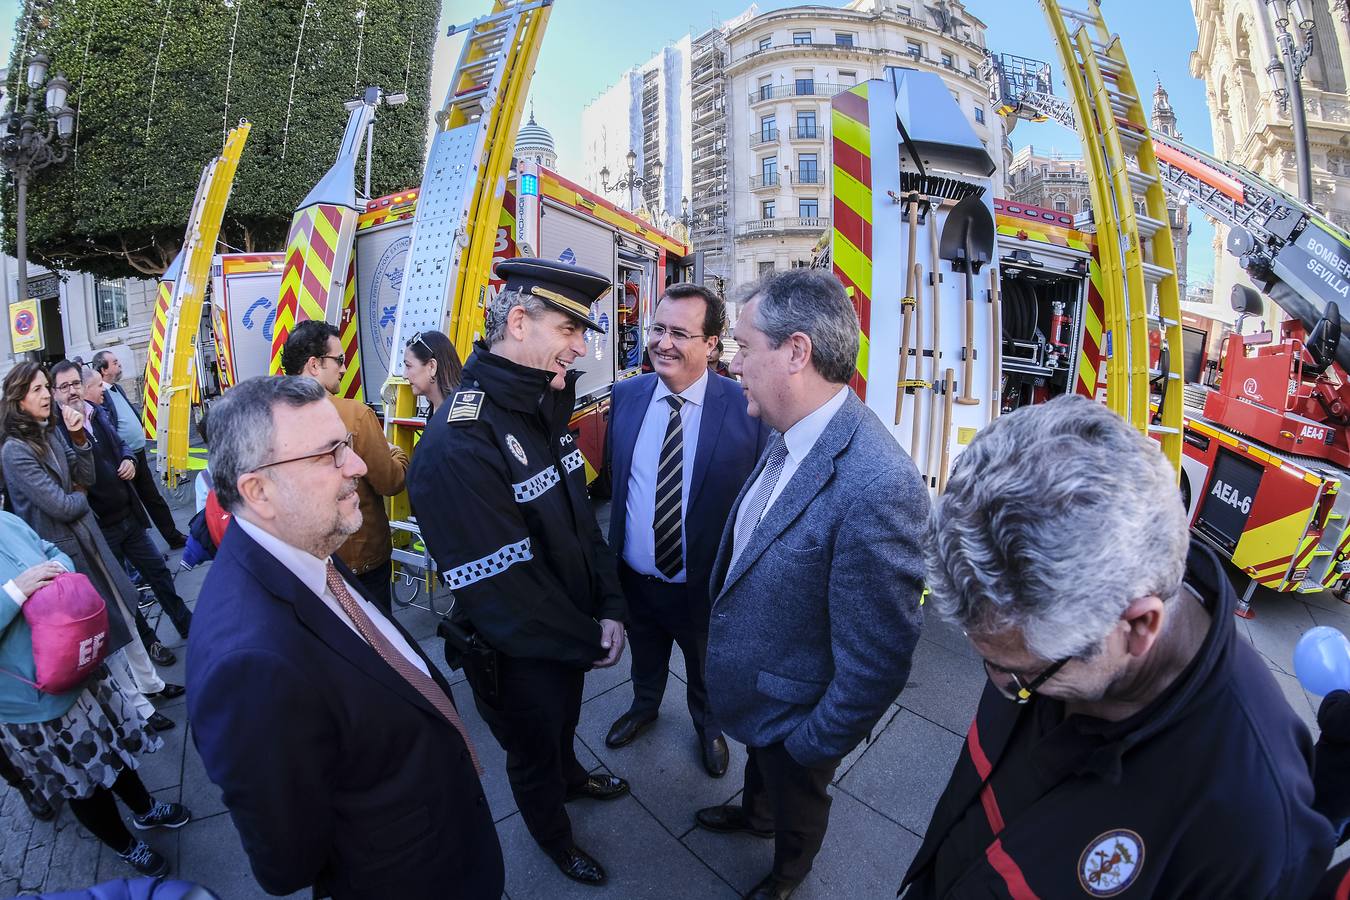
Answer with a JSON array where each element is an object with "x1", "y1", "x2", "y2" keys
[
  {"x1": 442, "y1": 538, "x2": 533, "y2": 590},
  {"x1": 512, "y1": 466, "x2": 561, "y2": 503},
  {"x1": 562, "y1": 449, "x2": 585, "y2": 473}
]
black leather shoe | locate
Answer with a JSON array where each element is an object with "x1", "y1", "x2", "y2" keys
[
  {"x1": 565, "y1": 774, "x2": 629, "y2": 802},
  {"x1": 550, "y1": 844, "x2": 607, "y2": 885},
  {"x1": 147, "y1": 712, "x2": 176, "y2": 732},
  {"x1": 695, "y1": 804, "x2": 773, "y2": 838},
  {"x1": 604, "y1": 710, "x2": 657, "y2": 748},
  {"x1": 148, "y1": 683, "x2": 185, "y2": 700},
  {"x1": 18, "y1": 783, "x2": 54, "y2": 822},
  {"x1": 167, "y1": 533, "x2": 188, "y2": 550},
  {"x1": 147, "y1": 642, "x2": 176, "y2": 666},
  {"x1": 744, "y1": 873, "x2": 798, "y2": 900},
  {"x1": 700, "y1": 732, "x2": 729, "y2": 778}
]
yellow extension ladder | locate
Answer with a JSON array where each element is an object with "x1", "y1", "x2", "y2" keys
[{"x1": 1041, "y1": 0, "x2": 1184, "y2": 470}]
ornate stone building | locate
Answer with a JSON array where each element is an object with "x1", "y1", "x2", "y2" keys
[{"x1": 1190, "y1": 0, "x2": 1350, "y2": 315}]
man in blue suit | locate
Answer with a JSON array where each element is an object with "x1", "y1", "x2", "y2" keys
[
  {"x1": 187, "y1": 376, "x2": 502, "y2": 900},
  {"x1": 602, "y1": 284, "x2": 767, "y2": 777},
  {"x1": 696, "y1": 270, "x2": 927, "y2": 900}
]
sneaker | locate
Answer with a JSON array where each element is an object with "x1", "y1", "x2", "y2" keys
[
  {"x1": 133, "y1": 800, "x2": 191, "y2": 831},
  {"x1": 118, "y1": 839, "x2": 169, "y2": 877},
  {"x1": 147, "y1": 712, "x2": 176, "y2": 732},
  {"x1": 147, "y1": 642, "x2": 176, "y2": 666}
]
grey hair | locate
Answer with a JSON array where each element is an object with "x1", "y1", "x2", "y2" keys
[
  {"x1": 925, "y1": 395, "x2": 1189, "y2": 661},
  {"x1": 746, "y1": 270, "x2": 859, "y2": 384},
  {"x1": 483, "y1": 287, "x2": 549, "y2": 345},
  {"x1": 209, "y1": 375, "x2": 328, "y2": 512}
]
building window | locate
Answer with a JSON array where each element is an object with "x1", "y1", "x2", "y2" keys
[
  {"x1": 1054, "y1": 199, "x2": 1068, "y2": 212},
  {"x1": 796, "y1": 110, "x2": 817, "y2": 138},
  {"x1": 760, "y1": 114, "x2": 776, "y2": 141},
  {"x1": 907, "y1": 39, "x2": 923, "y2": 58},
  {"x1": 762, "y1": 155, "x2": 777, "y2": 185},
  {"x1": 838, "y1": 70, "x2": 857, "y2": 86},
  {"x1": 758, "y1": 76, "x2": 773, "y2": 102},
  {"x1": 1330, "y1": 151, "x2": 1350, "y2": 176},
  {"x1": 974, "y1": 104, "x2": 985, "y2": 124},
  {"x1": 798, "y1": 152, "x2": 819, "y2": 184},
  {"x1": 763, "y1": 200, "x2": 776, "y2": 219},
  {"x1": 834, "y1": 32, "x2": 854, "y2": 47},
  {"x1": 758, "y1": 36, "x2": 772, "y2": 51},
  {"x1": 95, "y1": 278, "x2": 129, "y2": 333},
  {"x1": 799, "y1": 199, "x2": 819, "y2": 218},
  {"x1": 898, "y1": 4, "x2": 912, "y2": 15},
  {"x1": 941, "y1": 51, "x2": 955, "y2": 68},
  {"x1": 758, "y1": 261, "x2": 776, "y2": 276},
  {"x1": 793, "y1": 31, "x2": 812, "y2": 45},
  {"x1": 969, "y1": 63, "x2": 979, "y2": 78}
]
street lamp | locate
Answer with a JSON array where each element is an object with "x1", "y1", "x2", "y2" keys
[
  {"x1": 1265, "y1": 0, "x2": 1317, "y2": 202},
  {"x1": 600, "y1": 149, "x2": 663, "y2": 212},
  {"x1": 0, "y1": 49, "x2": 76, "y2": 358}
]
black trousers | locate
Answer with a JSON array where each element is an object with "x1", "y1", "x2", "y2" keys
[
  {"x1": 741, "y1": 742, "x2": 838, "y2": 883},
  {"x1": 66, "y1": 766, "x2": 154, "y2": 854},
  {"x1": 130, "y1": 448, "x2": 182, "y2": 542},
  {"x1": 466, "y1": 655, "x2": 588, "y2": 854},
  {"x1": 619, "y1": 564, "x2": 717, "y2": 735},
  {"x1": 102, "y1": 515, "x2": 192, "y2": 640},
  {"x1": 354, "y1": 560, "x2": 394, "y2": 617}
]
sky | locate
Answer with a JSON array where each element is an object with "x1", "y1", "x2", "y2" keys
[{"x1": 442, "y1": 0, "x2": 1216, "y2": 285}]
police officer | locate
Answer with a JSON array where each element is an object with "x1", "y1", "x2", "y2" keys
[{"x1": 407, "y1": 258, "x2": 629, "y2": 888}]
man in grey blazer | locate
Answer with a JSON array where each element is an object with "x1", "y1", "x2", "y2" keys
[{"x1": 696, "y1": 270, "x2": 927, "y2": 900}]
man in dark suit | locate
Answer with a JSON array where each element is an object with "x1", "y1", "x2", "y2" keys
[
  {"x1": 696, "y1": 270, "x2": 928, "y2": 900},
  {"x1": 187, "y1": 376, "x2": 502, "y2": 900},
  {"x1": 602, "y1": 284, "x2": 767, "y2": 777}
]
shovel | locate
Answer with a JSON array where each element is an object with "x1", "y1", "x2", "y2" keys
[{"x1": 939, "y1": 195, "x2": 995, "y2": 408}]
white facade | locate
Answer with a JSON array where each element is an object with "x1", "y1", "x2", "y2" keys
[
  {"x1": 580, "y1": 38, "x2": 692, "y2": 217},
  {"x1": 726, "y1": 0, "x2": 1005, "y2": 285},
  {"x1": 515, "y1": 111, "x2": 558, "y2": 170}
]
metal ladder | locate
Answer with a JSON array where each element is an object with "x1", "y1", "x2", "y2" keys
[
  {"x1": 1041, "y1": 0, "x2": 1184, "y2": 469},
  {"x1": 152, "y1": 122, "x2": 252, "y2": 489}
]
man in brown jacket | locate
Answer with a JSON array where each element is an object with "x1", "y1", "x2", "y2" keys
[{"x1": 282, "y1": 321, "x2": 408, "y2": 612}]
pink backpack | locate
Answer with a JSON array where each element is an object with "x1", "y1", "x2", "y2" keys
[{"x1": 10, "y1": 572, "x2": 109, "y2": 694}]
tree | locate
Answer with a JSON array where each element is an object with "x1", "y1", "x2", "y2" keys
[{"x1": 3, "y1": 0, "x2": 439, "y2": 279}]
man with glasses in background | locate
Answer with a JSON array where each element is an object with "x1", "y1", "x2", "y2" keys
[
  {"x1": 282, "y1": 321, "x2": 408, "y2": 613},
  {"x1": 902, "y1": 395, "x2": 1334, "y2": 900},
  {"x1": 187, "y1": 375, "x2": 502, "y2": 899},
  {"x1": 600, "y1": 284, "x2": 766, "y2": 778}
]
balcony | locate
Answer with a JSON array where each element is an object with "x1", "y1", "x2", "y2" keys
[
  {"x1": 748, "y1": 82, "x2": 842, "y2": 106},
  {"x1": 793, "y1": 171, "x2": 824, "y2": 186},
  {"x1": 749, "y1": 173, "x2": 781, "y2": 191},
  {"x1": 750, "y1": 128, "x2": 779, "y2": 148},
  {"x1": 789, "y1": 126, "x2": 823, "y2": 141},
  {"x1": 736, "y1": 216, "x2": 831, "y2": 238}
]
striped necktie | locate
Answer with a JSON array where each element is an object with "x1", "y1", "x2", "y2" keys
[
  {"x1": 653, "y1": 394, "x2": 686, "y2": 579},
  {"x1": 731, "y1": 434, "x2": 789, "y2": 568}
]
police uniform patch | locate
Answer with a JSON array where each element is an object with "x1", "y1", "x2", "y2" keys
[
  {"x1": 1077, "y1": 829, "x2": 1144, "y2": 896},
  {"x1": 506, "y1": 433, "x2": 528, "y2": 465},
  {"x1": 446, "y1": 390, "x2": 484, "y2": 425}
]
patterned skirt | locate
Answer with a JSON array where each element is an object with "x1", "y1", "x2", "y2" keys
[{"x1": 0, "y1": 667, "x2": 163, "y2": 802}]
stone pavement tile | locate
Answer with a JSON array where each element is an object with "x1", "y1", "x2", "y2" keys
[
  {"x1": 137, "y1": 716, "x2": 189, "y2": 795},
  {"x1": 175, "y1": 811, "x2": 304, "y2": 899},
  {"x1": 584, "y1": 652, "x2": 633, "y2": 702},
  {"x1": 497, "y1": 795, "x2": 738, "y2": 900},
  {"x1": 180, "y1": 725, "x2": 228, "y2": 821},
  {"x1": 575, "y1": 672, "x2": 747, "y2": 834},
  {"x1": 1307, "y1": 600, "x2": 1350, "y2": 638},
  {"x1": 837, "y1": 709, "x2": 963, "y2": 836},
  {"x1": 682, "y1": 785, "x2": 921, "y2": 898},
  {"x1": 835, "y1": 704, "x2": 903, "y2": 783},
  {"x1": 416, "y1": 634, "x2": 467, "y2": 687},
  {"x1": 918, "y1": 609, "x2": 978, "y2": 661},
  {"x1": 94, "y1": 786, "x2": 182, "y2": 885},
  {"x1": 1244, "y1": 592, "x2": 1318, "y2": 674},
  {"x1": 897, "y1": 639, "x2": 984, "y2": 737},
  {"x1": 0, "y1": 878, "x2": 16, "y2": 897},
  {"x1": 0, "y1": 787, "x2": 31, "y2": 882},
  {"x1": 32, "y1": 810, "x2": 101, "y2": 894}
]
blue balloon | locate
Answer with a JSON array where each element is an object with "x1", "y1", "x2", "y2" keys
[{"x1": 1294, "y1": 626, "x2": 1350, "y2": 696}]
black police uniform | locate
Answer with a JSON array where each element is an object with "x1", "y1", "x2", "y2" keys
[
  {"x1": 900, "y1": 543, "x2": 1335, "y2": 900},
  {"x1": 407, "y1": 262, "x2": 627, "y2": 859}
]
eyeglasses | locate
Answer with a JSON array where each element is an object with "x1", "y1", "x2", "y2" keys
[
  {"x1": 53, "y1": 379, "x2": 83, "y2": 392},
  {"x1": 251, "y1": 433, "x2": 354, "y2": 473},
  {"x1": 649, "y1": 324, "x2": 709, "y2": 344},
  {"x1": 983, "y1": 655, "x2": 1073, "y2": 704},
  {"x1": 316, "y1": 354, "x2": 347, "y2": 367}
]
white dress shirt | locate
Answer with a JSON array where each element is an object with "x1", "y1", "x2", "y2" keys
[
  {"x1": 733, "y1": 386, "x2": 849, "y2": 550},
  {"x1": 623, "y1": 369, "x2": 710, "y2": 582},
  {"x1": 234, "y1": 516, "x2": 430, "y2": 677}
]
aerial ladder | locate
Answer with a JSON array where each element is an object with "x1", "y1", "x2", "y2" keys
[{"x1": 141, "y1": 122, "x2": 251, "y2": 491}]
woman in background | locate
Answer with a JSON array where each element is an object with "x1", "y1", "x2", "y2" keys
[{"x1": 403, "y1": 330, "x2": 464, "y2": 415}]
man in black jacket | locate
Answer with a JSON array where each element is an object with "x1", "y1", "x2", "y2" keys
[
  {"x1": 903, "y1": 396, "x2": 1334, "y2": 900},
  {"x1": 51, "y1": 361, "x2": 192, "y2": 679},
  {"x1": 407, "y1": 258, "x2": 628, "y2": 888}
]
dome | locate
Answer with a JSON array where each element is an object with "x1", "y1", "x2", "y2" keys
[{"x1": 516, "y1": 112, "x2": 556, "y2": 155}]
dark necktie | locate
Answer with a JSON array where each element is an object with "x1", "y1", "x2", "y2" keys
[
  {"x1": 731, "y1": 434, "x2": 789, "y2": 567},
  {"x1": 653, "y1": 395, "x2": 686, "y2": 579},
  {"x1": 325, "y1": 561, "x2": 483, "y2": 775}
]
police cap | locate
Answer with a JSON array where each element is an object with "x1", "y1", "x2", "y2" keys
[{"x1": 494, "y1": 257, "x2": 610, "y2": 334}]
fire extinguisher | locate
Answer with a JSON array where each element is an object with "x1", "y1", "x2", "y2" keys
[{"x1": 1049, "y1": 301, "x2": 1069, "y2": 348}]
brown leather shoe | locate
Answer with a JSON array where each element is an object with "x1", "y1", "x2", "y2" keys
[
  {"x1": 604, "y1": 710, "x2": 657, "y2": 748},
  {"x1": 694, "y1": 804, "x2": 773, "y2": 838}
]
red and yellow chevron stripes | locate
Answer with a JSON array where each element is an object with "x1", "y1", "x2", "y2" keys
[
  {"x1": 357, "y1": 190, "x2": 418, "y2": 231},
  {"x1": 270, "y1": 203, "x2": 353, "y2": 375},
  {"x1": 830, "y1": 84, "x2": 873, "y2": 401},
  {"x1": 141, "y1": 278, "x2": 174, "y2": 442},
  {"x1": 1078, "y1": 259, "x2": 1107, "y2": 400},
  {"x1": 212, "y1": 305, "x2": 235, "y2": 390},
  {"x1": 337, "y1": 258, "x2": 363, "y2": 401}
]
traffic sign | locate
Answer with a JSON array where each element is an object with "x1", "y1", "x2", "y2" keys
[{"x1": 9, "y1": 298, "x2": 43, "y2": 354}]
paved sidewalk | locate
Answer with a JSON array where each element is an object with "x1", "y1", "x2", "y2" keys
[{"x1": 1, "y1": 493, "x2": 1346, "y2": 897}]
